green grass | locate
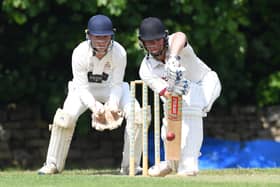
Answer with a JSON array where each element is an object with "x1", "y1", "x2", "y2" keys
[{"x1": 0, "y1": 168, "x2": 280, "y2": 187}]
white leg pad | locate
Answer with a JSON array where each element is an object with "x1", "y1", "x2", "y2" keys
[
  {"x1": 121, "y1": 101, "x2": 146, "y2": 174},
  {"x1": 120, "y1": 90, "x2": 152, "y2": 175},
  {"x1": 46, "y1": 124, "x2": 75, "y2": 172},
  {"x1": 42, "y1": 108, "x2": 75, "y2": 173},
  {"x1": 121, "y1": 120, "x2": 143, "y2": 174},
  {"x1": 53, "y1": 108, "x2": 75, "y2": 128},
  {"x1": 161, "y1": 109, "x2": 203, "y2": 174}
]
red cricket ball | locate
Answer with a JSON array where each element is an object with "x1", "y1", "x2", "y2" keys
[{"x1": 166, "y1": 131, "x2": 175, "y2": 141}]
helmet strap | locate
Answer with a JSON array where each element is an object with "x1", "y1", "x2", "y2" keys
[
  {"x1": 142, "y1": 35, "x2": 168, "y2": 60},
  {"x1": 90, "y1": 37, "x2": 113, "y2": 57}
]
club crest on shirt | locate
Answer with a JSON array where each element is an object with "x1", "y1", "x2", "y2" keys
[{"x1": 104, "y1": 61, "x2": 112, "y2": 70}]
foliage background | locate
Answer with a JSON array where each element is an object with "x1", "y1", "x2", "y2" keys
[{"x1": 1, "y1": 0, "x2": 279, "y2": 119}]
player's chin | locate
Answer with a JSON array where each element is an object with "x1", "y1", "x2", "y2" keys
[
  {"x1": 148, "y1": 49, "x2": 159, "y2": 54},
  {"x1": 96, "y1": 47, "x2": 107, "y2": 52}
]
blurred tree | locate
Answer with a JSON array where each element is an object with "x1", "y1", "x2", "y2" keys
[
  {"x1": 244, "y1": 0, "x2": 280, "y2": 107},
  {"x1": 0, "y1": 0, "x2": 279, "y2": 119},
  {"x1": 257, "y1": 71, "x2": 280, "y2": 107}
]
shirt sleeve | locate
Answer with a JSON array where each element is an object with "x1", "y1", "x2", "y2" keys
[
  {"x1": 180, "y1": 44, "x2": 211, "y2": 82},
  {"x1": 139, "y1": 57, "x2": 168, "y2": 94},
  {"x1": 71, "y1": 46, "x2": 96, "y2": 110},
  {"x1": 108, "y1": 44, "x2": 127, "y2": 106}
]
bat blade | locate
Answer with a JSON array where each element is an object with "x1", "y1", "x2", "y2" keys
[{"x1": 166, "y1": 95, "x2": 182, "y2": 160}]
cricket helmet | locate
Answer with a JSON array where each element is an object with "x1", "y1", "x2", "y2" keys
[
  {"x1": 139, "y1": 17, "x2": 167, "y2": 41},
  {"x1": 87, "y1": 14, "x2": 114, "y2": 36}
]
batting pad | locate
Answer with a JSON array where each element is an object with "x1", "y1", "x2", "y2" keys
[
  {"x1": 53, "y1": 108, "x2": 75, "y2": 128},
  {"x1": 121, "y1": 122, "x2": 143, "y2": 171},
  {"x1": 46, "y1": 124, "x2": 75, "y2": 172},
  {"x1": 45, "y1": 109, "x2": 75, "y2": 172}
]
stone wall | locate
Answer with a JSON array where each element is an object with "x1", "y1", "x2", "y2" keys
[
  {"x1": 0, "y1": 104, "x2": 125, "y2": 170},
  {"x1": 0, "y1": 104, "x2": 280, "y2": 170},
  {"x1": 204, "y1": 105, "x2": 280, "y2": 141}
]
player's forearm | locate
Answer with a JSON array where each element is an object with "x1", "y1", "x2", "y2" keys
[
  {"x1": 139, "y1": 63, "x2": 168, "y2": 94},
  {"x1": 109, "y1": 84, "x2": 122, "y2": 106},
  {"x1": 169, "y1": 32, "x2": 187, "y2": 56},
  {"x1": 110, "y1": 67, "x2": 125, "y2": 105}
]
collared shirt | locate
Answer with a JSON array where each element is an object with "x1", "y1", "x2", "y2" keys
[
  {"x1": 71, "y1": 40, "x2": 126, "y2": 109},
  {"x1": 139, "y1": 35, "x2": 211, "y2": 94}
]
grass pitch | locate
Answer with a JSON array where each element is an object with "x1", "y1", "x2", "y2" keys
[{"x1": 0, "y1": 168, "x2": 279, "y2": 187}]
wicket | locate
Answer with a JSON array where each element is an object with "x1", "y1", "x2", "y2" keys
[{"x1": 129, "y1": 80, "x2": 161, "y2": 176}]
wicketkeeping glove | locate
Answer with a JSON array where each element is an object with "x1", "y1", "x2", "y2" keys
[
  {"x1": 91, "y1": 102, "x2": 124, "y2": 131},
  {"x1": 91, "y1": 101, "x2": 105, "y2": 116}
]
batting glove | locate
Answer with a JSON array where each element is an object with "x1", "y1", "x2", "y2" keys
[
  {"x1": 174, "y1": 79, "x2": 190, "y2": 95},
  {"x1": 165, "y1": 55, "x2": 185, "y2": 82},
  {"x1": 171, "y1": 79, "x2": 190, "y2": 95}
]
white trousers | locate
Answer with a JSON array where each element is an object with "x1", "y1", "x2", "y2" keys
[
  {"x1": 162, "y1": 71, "x2": 221, "y2": 173},
  {"x1": 45, "y1": 81, "x2": 142, "y2": 171}
]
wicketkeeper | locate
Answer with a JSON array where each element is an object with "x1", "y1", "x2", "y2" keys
[
  {"x1": 138, "y1": 17, "x2": 222, "y2": 176},
  {"x1": 38, "y1": 14, "x2": 144, "y2": 175}
]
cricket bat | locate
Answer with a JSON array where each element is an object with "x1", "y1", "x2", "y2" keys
[{"x1": 165, "y1": 94, "x2": 182, "y2": 160}]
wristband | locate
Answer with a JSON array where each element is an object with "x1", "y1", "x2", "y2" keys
[{"x1": 159, "y1": 87, "x2": 167, "y2": 96}]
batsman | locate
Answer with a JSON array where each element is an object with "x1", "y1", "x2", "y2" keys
[
  {"x1": 38, "y1": 14, "x2": 144, "y2": 175},
  {"x1": 138, "y1": 17, "x2": 221, "y2": 176}
]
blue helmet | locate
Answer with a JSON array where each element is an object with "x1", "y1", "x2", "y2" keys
[{"x1": 87, "y1": 15, "x2": 114, "y2": 36}]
